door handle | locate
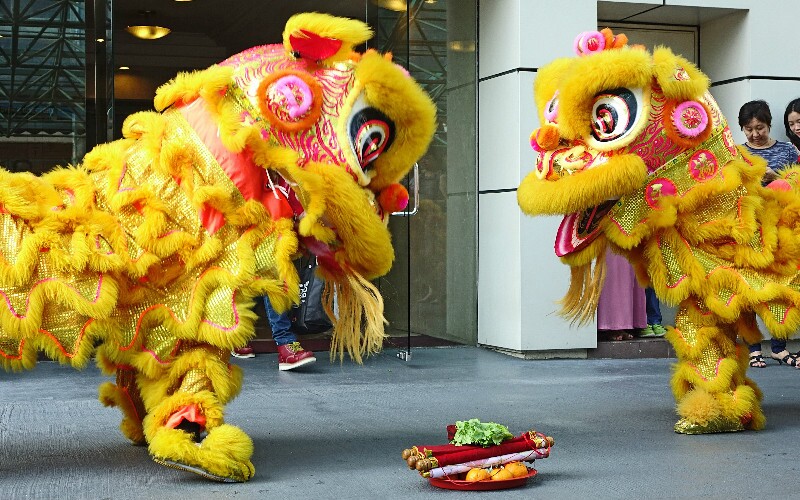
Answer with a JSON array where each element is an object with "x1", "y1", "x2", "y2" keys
[{"x1": 392, "y1": 162, "x2": 419, "y2": 216}]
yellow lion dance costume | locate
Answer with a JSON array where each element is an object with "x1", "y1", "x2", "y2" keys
[
  {"x1": 517, "y1": 29, "x2": 800, "y2": 435},
  {"x1": 0, "y1": 13, "x2": 435, "y2": 481}
]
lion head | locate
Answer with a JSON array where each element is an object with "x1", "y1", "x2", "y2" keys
[{"x1": 517, "y1": 29, "x2": 737, "y2": 261}]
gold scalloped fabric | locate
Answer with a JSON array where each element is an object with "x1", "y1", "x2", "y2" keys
[
  {"x1": 604, "y1": 128, "x2": 800, "y2": 338},
  {"x1": 0, "y1": 108, "x2": 297, "y2": 373}
]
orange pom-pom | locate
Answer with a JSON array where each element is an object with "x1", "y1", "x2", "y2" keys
[
  {"x1": 378, "y1": 183, "x2": 409, "y2": 213},
  {"x1": 531, "y1": 124, "x2": 560, "y2": 152}
]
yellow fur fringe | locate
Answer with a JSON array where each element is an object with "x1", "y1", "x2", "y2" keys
[
  {"x1": 324, "y1": 270, "x2": 386, "y2": 364},
  {"x1": 558, "y1": 244, "x2": 607, "y2": 326}
]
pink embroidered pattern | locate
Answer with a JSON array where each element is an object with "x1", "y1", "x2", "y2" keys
[
  {"x1": 688, "y1": 149, "x2": 718, "y2": 182},
  {"x1": 674, "y1": 66, "x2": 690, "y2": 81},
  {"x1": 628, "y1": 88, "x2": 684, "y2": 173},
  {"x1": 645, "y1": 177, "x2": 677, "y2": 208},
  {"x1": 270, "y1": 75, "x2": 313, "y2": 120},
  {"x1": 722, "y1": 126, "x2": 738, "y2": 155}
]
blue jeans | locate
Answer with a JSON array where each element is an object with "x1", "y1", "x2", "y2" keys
[
  {"x1": 749, "y1": 338, "x2": 787, "y2": 354},
  {"x1": 645, "y1": 288, "x2": 662, "y2": 325},
  {"x1": 264, "y1": 297, "x2": 296, "y2": 346}
]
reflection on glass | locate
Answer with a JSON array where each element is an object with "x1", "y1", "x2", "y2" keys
[{"x1": 374, "y1": 0, "x2": 477, "y2": 346}]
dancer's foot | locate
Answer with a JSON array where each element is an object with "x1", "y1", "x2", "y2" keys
[
  {"x1": 770, "y1": 350, "x2": 798, "y2": 367},
  {"x1": 149, "y1": 424, "x2": 255, "y2": 482},
  {"x1": 749, "y1": 352, "x2": 767, "y2": 368},
  {"x1": 674, "y1": 417, "x2": 745, "y2": 434}
]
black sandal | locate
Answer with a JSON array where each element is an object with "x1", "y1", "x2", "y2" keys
[
  {"x1": 749, "y1": 354, "x2": 767, "y2": 368},
  {"x1": 771, "y1": 352, "x2": 798, "y2": 367}
]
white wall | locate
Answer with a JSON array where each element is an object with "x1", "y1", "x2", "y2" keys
[{"x1": 702, "y1": 4, "x2": 800, "y2": 144}]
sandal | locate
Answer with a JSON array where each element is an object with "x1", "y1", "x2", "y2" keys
[
  {"x1": 771, "y1": 351, "x2": 798, "y2": 367},
  {"x1": 598, "y1": 330, "x2": 634, "y2": 341},
  {"x1": 749, "y1": 353, "x2": 767, "y2": 368}
]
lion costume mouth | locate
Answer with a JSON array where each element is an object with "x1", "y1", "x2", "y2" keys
[
  {"x1": 518, "y1": 151, "x2": 647, "y2": 257},
  {"x1": 554, "y1": 199, "x2": 617, "y2": 257}
]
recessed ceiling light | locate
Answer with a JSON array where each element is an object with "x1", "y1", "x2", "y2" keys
[{"x1": 119, "y1": 66, "x2": 130, "y2": 70}]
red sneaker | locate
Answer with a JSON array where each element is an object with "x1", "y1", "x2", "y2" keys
[
  {"x1": 231, "y1": 345, "x2": 255, "y2": 359},
  {"x1": 277, "y1": 342, "x2": 316, "y2": 371}
]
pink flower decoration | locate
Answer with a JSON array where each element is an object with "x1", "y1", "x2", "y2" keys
[
  {"x1": 574, "y1": 31, "x2": 605, "y2": 56},
  {"x1": 672, "y1": 101, "x2": 708, "y2": 137}
]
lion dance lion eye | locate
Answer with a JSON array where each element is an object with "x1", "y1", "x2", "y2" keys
[
  {"x1": 544, "y1": 92, "x2": 559, "y2": 123},
  {"x1": 350, "y1": 108, "x2": 393, "y2": 167},
  {"x1": 590, "y1": 87, "x2": 639, "y2": 142},
  {"x1": 348, "y1": 105, "x2": 395, "y2": 170}
]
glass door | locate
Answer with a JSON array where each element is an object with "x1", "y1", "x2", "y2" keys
[
  {"x1": 0, "y1": 0, "x2": 112, "y2": 173},
  {"x1": 369, "y1": 0, "x2": 478, "y2": 353}
]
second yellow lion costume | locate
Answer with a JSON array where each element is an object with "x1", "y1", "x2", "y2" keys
[
  {"x1": 518, "y1": 29, "x2": 800, "y2": 434},
  {"x1": 0, "y1": 13, "x2": 435, "y2": 481}
]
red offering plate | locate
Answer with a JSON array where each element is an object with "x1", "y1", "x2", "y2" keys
[{"x1": 428, "y1": 467, "x2": 537, "y2": 491}]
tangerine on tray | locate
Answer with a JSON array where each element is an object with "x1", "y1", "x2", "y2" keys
[
  {"x1": 490, "y1": 468, "x2": 514, "y2": 481},
  {"x1": 503, "y1": 462, "x2": 529, "y2": 477},
  {"x1": 465, "y1": 468, "x2": 491, "y2": 481}
]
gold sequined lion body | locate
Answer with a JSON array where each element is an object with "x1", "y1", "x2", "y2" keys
[
  {"x1": 517, "y1": 29, "x2": 800, "y2": 434},
  {"x1": 0, "y1": 13, "x2": 435, "y2": 481}
]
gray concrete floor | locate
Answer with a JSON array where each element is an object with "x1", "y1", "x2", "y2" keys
[{"x1": 2, "y1": 346, "x2": 800, "y2": 499}]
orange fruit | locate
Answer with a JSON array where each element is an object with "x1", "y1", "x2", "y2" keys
[
  {"x1": 490, "y1": 468, "x2": 514, "y2": 481},
  {"x1": 465, "y1": 468, "x2": 491, "y2": 482},
  {"x1": 503, "y1": 462, "x2": 529, "y2": 477}
]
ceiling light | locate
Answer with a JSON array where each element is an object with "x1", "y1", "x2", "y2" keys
[
  {"x1": 126, "y1": 10, "x2": 171, "y2": 40},
  {"x1": 96, "y1": 38, "x2": 105, "y2": 42},
  {"x1": 126, "y1": 25, "x2": 171, "y2": 40},
  {"x1": 372, "y1": 0, "x2": 407, "y2": 12},
  {"x1": 119, "y1": 66, "x2": 130, "y2": 70}
]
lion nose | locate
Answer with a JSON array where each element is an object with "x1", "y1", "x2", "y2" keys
[{"x1": 530, "y1": 124, "x2": 561, "y2": 152}]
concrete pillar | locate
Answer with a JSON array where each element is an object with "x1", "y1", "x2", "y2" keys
[{"x1": 477, "y1": 0, "x2": 598, "y2": 353}]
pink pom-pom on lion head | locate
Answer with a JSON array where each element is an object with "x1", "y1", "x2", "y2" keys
[{"x1": 574, "y1": 28, "x2": 628, "y2": 57}]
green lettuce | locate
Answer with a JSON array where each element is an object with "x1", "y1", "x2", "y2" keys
[{"x1": 451, "y1": 419, "x2": 514, "y2": 447}]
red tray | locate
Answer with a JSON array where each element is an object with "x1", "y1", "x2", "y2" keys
[{"x1": 428, "y1": 467, "x2": 537, "y2": 491}]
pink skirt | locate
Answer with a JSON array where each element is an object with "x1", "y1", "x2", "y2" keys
[{"x1": 597, "y1": 251, "x2": 647, "y2": 330}]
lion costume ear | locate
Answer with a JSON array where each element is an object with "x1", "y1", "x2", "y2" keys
[
  {"x1": 653, "y1": 48, "x2": 713, "y2": 148},
  {"x1": 652, "y1": 47, "x2": 709, "y2": 100},
  {"x1": 283, "y1": 12, "x2": 374, "y2": 65},
  {"x1": 533, "y1": 57, "x2": 572, "y2": 122}
]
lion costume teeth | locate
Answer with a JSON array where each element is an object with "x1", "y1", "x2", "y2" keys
[
  {"x1": 518, "y1": 29, "x2": 800, "y2": 434},
  {"x1": 0, "y1": 12, "x2": 435, "y2": 481}
]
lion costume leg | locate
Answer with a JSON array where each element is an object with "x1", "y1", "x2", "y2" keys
[
  {"x1": 665, "y1": 300, "x2": 765, "y2": 434},
  {"x1": 138, "y1": 344, "x2": 254, "y2": 482},
  {"x1": 98, "y1": 365, "x2": 147, "y2": 445}
]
